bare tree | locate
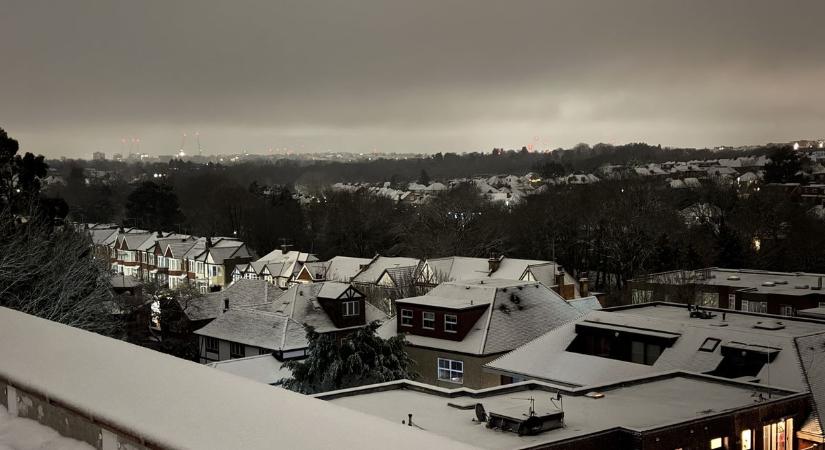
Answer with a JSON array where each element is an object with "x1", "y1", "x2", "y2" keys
[{"x1": 0, "y1": 205, "x2": 120, "y2": 336}]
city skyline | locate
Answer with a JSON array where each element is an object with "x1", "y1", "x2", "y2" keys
[{"x1": 2, "y1": 1, "x2": 825, "y2": 158}]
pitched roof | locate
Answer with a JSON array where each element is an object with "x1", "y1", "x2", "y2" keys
[
  {"x1": 195, "y1": 309, "x2": 309, "y2": 351},
  {"x1": 796, "y1": 332, "x2": 825, "y2": 439},
  {"x1": 324, "y1": 256, "x2": 372, "y2": 282},
  {"x1": 183, "y1": 279, "x2": 282, "y2": 322},
  {"x1": 89, "y1": 228, "x2": 117, "y2": 245},
  {"x1": 255, "y1": 283, "x2": 387, "y2": 333},
  {"x1": 352, "y1": 256, "x2": 421, "y2": 284},
  {"x1": 387, "y1": 279, "x2": 586, "y2": 355}
]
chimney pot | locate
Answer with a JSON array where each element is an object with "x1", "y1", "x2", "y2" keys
[{"x1": 223, "y1": 298, "x2": 229, "y2": 312}]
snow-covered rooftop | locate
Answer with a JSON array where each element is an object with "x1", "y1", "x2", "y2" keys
[
  {"x1": 321, "y1": 375, "x2": 801, "y2": 450},
  {"x1": 0, "y1": 307, "x2": 471, "y2": 450}
]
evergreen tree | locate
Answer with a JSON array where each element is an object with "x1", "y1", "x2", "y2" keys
[{"x1": 282, "y1": 321, "x2": 417, "y2": 394}]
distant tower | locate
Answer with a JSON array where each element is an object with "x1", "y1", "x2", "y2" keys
[{"x1": 196, "y1": 132, "x2": 202, "y2": 156}]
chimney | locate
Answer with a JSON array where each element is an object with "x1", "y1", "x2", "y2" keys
[
  {"x1": 157, "y1": 231, "x2": 163, "y2": 238},
  {"x1": 206, "y1": 236, "x2": 213, "y2": 249},
  {"x1": 488, "y1": 253, "x2": 503, "y2": 273},
  {"x1": 579, "y1": 276, "x2": 589, "y2": 297},
  {"x1": 555, "y1": 266, "x2": 566, "y2": 289},
  {"x1": 223, "y1": 298, "x2": 229, "y2": 312}
]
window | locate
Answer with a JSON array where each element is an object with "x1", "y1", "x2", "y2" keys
[
  {"x1": 437, "y1": 358, "x2": 463, "y2": 384},
  {"x1": 763, "y1": 418, "x2": 792, "y2": 450},
  {"x1": 710, "y1": 437, "x2": 724, "y2": 449},
  {"x1": 258, "y1": 348, "x2": 270, "y2": 355},
  {"x1": 343, "y1": 300, "x2": 360, "y2": 317},
  {"x1": 210, "y1": 265, "x2": 219, "y2": 277},
  {"x1": 780, "y1": 305, "x2": 795, "y2": 317},
  {"x1": 400, "y1": 309, "x2": 413, "y2": 327},
  {"x1": 630, "y1": 341, "x2": 662, "y2": 365},
  {"x1": 819, "y1": 302, "x2": 825, "y2": 308},
  {"x1": 444, "y1": 314, "x2": 458, "y2": 333},
  {"x1": 196, "y1": 262, "x2": 204, "y2": 274},
  {"x1": 699, "y1": 337, "x2": 721, "y2": 352},
  {"x1": 727, "y1": 293, "x2": 736, "y2": 309},
  {"x1": 741, "y1": 429, "x2": 752, "y2": 450},
  {"x1": 230, "y1": 342, "x2": 244, "y2": 358},
  {"x1": 205, "y1": 337, "x2": 219, "y2": 353},
  {"x1": 422, "y1": 311, "x2": 435, "y2": 330}
]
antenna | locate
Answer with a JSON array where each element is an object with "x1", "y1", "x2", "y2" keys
[
  {"x1": 196, "y1": 131, "x2": 202, "y2": 156},
  {"x1": 511, "y1": 397, "x2": 536, "y2": 417}
]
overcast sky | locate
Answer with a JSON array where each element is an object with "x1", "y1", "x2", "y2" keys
[{"x1": 2, "y1": 1, "x2": 825, "y2": 158}]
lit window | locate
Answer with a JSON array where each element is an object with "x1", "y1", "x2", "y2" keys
[
  {"x1": 699, "y1": 337, "x2": 721, "y2": 352},
  {"x1": 343, "y1": 300, "x2": 360, "y2": 317},
  {"x1": 422, "y1": 311, "x2": 435, "y2": 330},
  {"x1": 741, "y1": 429, "x2": 752, "y2": 450},
  {"x1": 437, "y1": 358, "x2": 463, "y2": 384},
  {"x1": 763, "y1": 418, "x2": 792, "y2": 450},
  {"x1": 710, "y1": 437, "x2": 723, "y2": 449},
  {"x1": 400, "y1": 309, "x2": 413, "y2": 327},
  {"x1": 444, "y1": 314, "x2": 458, "y2": 333}
]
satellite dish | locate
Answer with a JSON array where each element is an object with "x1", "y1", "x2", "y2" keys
[{"x1": 475, "y1": 403, "x2": 488, "y2": 422}]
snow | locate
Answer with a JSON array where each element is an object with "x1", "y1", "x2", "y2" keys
[
  {"x1": 0, "y1": 307, "x2": 472, "y2": 450},
  {"x1": 0, "y1": 405, "x2": 92, "y2": 450},
  {"x1": 324, "y1": 375, "x2": 794, "y2": 449}
]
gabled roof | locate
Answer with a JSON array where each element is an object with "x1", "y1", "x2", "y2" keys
[
  {"x1": 164, "y1": 239, "x2": 198, "y2": 258},
  {"x1": 195, "y1": 309, "x2": 309, "y2": 351},
  {"x1": 183, "y1": 279, "x2": 282, "y2": 322},
  {"x1": 386, "y1": 279, "x2": 586, "y2": 355},
  {"x1": 120, "y1": 233, "x2": 153, "y2": 250},
  {"x1": 255, "y1": 282, "x2": 387, "y2": 334},
  {"x1": 352, "y1": 256, "x2": 421, "y2": 284},
  {"x1": 323, "y1": 256, "x2": 373, "y2": 282},
  {"x1": 796, "y1": 332, "x2": 825, "y2": 439},
  {"x1": 89, "y1": 228, "x2": 118, "y2": 245}
]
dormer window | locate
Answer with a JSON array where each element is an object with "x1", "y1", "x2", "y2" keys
[
  {"x1": 444, "y1": 314, "x2": 458, "y2": 333},
  {"x1": 422, "y1": 311, "x2": 435, "y2": 330},
  {"x1": 343, "y1": 300, "x2": 360, "y2": 317},
  {"x1": 401, "y1": 309, "x2": 413, "y2": 327}
]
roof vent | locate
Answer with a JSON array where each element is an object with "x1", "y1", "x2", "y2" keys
[
  {"x1": 727, "y1": 275, "x2": 741, "y2": 281},
  {"x1": 585, "y1": 392, "x2": 604, "y2": 399},
  {"x1": 774, "y1": 280, "x2": 788, "y2": 285},
  {"x1": 794, "y1": 285, "x2": 809, "y2": 289},
  {"x1": 753, "y1": 321, "x2": 785, "y2": 330},
  {"x1": 762, "y1": 282, "x2": 775, "y2": 287}
]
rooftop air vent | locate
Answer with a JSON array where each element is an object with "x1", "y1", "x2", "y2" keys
[
  {"x1": 794, "y1": 285, "x2": 810, "y2": 289},
  {"x1": 753, "y1": 321, "x2": 785, "y2": 330},
  {"x1": 774, "y1": 280, "x2": 788, "y2": 285},
  {"x1": 727, "y1": 275, "x2": 741, "y2": 281},
  {"x1": 585, "y1": 392, "x2": 604, "y2": 399},
  {"x1": 762, "y1": 282, "x2": 775, "y2": 287}
]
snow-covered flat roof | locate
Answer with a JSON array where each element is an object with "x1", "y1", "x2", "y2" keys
[
  {"x1": 0, "y1": 307, "x2": 472, "y2": 450},
  {"x1": 321, "y1": 375, "x2": 801, "y2": 449},
  {"x1": 207, "y1": 354, "x2": 292, "y2": 385}
]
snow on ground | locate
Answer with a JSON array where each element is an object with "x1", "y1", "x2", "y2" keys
[{"x1": 0, "y1": 405, "x2": 92, "y2": 450}]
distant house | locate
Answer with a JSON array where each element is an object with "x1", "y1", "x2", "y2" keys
[
  {"x1": 350, "y1": 255, "x2": 422, "y2": 311},
  {"x1": 627, "y1": 267, "x2": 825, "y2": 316},
  {"x1": 415, "y1": 255, "x2": 583, "y2": 300},
  {"x1": 293, "y1": 256, "x2": 372, "y2": 283},
  {"x1": 194, "y1": 281, "x2": 387, "y2": 364},
  {"x1": 380, "y1": 279, "x2": 596, "y2": 389},
  {"x1": 231, "y1": 249, "x2": 318, "y2": 288}
]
